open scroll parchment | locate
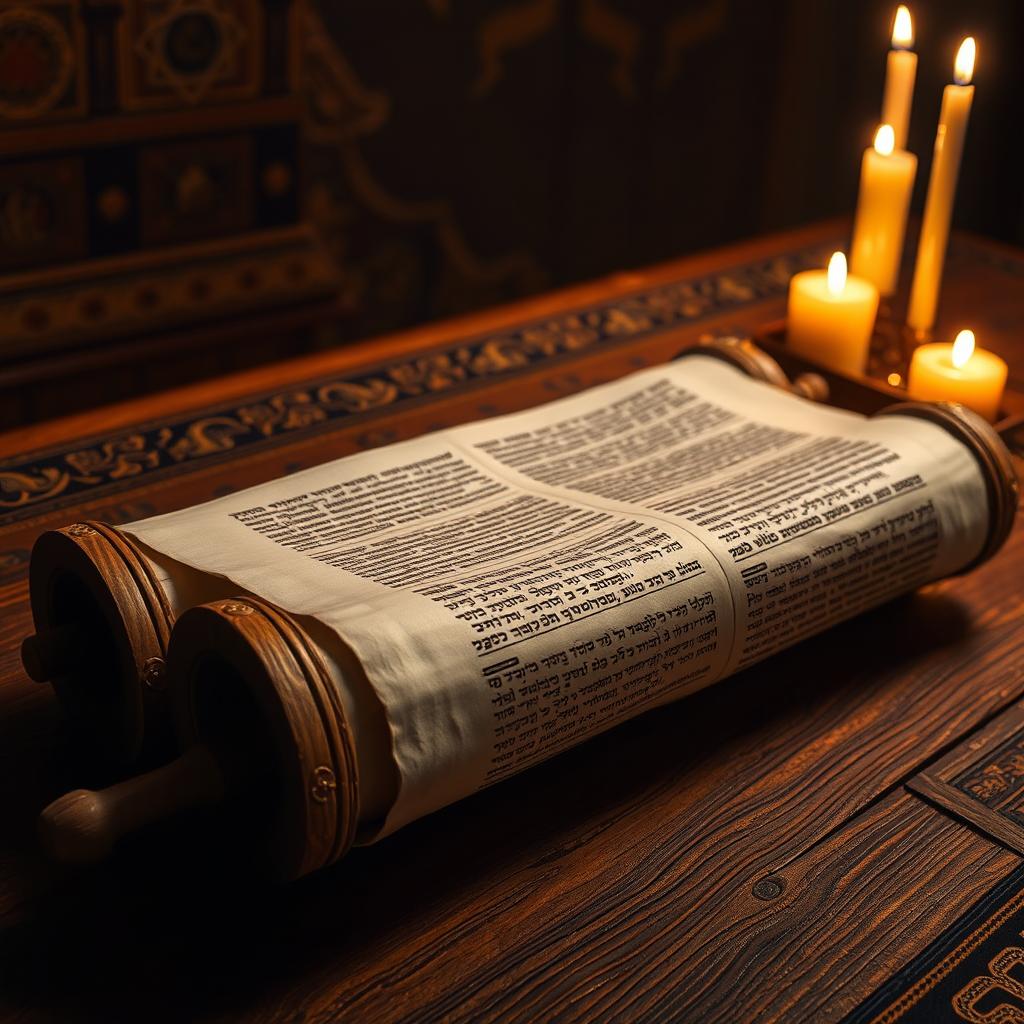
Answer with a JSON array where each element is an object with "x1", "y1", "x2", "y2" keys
[{"x1": 124, "y1": 355, "x2": 988, "y2": 839}]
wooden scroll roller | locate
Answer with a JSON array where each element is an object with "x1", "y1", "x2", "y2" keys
[
  {"x1": 682, "y1": 335, "x2": 830, "y2": 403},
  {"x1": 876, "y1": 402, "x2": 1019, "y2": 572},
  {"x1": 37, "y1": 399, "x2": 1017, "y2": 881},
  {"x1": 23, "y1": 522, "x2": 175, "y2": 764},
  {"x1": 40, "y1": 598, "x2": 360, "y2": 882},
  {"x1": 21, "y1": 338, "x2": 815, "y2": 767}
]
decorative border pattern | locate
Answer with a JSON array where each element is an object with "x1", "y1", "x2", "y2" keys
[
  {"x1": 0, "y1": 227, "x2": 336, "y2": 354},
  {"x1": 955, "y1": 731, "x2": 1024, "y2": 813},
  {"x1": 117, "y1": 0, "x2": 262, "y2": 110},
  {"x1": 0, "y1": 1, "x2": 88, "y2": 123},
  {"x1": 0, "y1": 240, "x2": 838, "y2": 525},
  {"x1": 842, "y1": 863, "x2": 1024, "y2": 1023}
]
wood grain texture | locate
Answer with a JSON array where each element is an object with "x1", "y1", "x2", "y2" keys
[
  {"x1": 906, "y1": 774, "x2": 1024, "y2": 856},
  {"x1": 907, "y1": 694, "x2": 1024, "y2": 857},
  {"x1": 0, "y1": 222, "x2": 1023, "y2": 1022}
]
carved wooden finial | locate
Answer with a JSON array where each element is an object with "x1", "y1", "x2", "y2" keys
[
  {"x1": 683, "y1": 337, "x2": 829, "y2": 403},
  {"x1": 38, "y1": 746, "x2": 227, "y2": 864},
  {"x1": 791, "y1": 372, "x2": 830, "y2": 403},
  {"x1": 38, "y1": 789, "x2": 118, "y2": 863},
  {"x1": 21, "y1": 624, "x2": 88, "y2": 683}
]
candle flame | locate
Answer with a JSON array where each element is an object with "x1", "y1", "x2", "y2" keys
[
  {"x1": 954, "y1": 37, "x2": 976, "y2": 85},
  {"x1": 874, "y1": 123, "x2": 895, "y2": 156},
  {"x1": 827, "y1": 252, "x2": 847, "y2": 296},
  {"x1": 892, "y1": 6, "x2": 913, "y2": 48},
  {"x1": 952, "y1": 329, "x2": 975, "y2": 368}
]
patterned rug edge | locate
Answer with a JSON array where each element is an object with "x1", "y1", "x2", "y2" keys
[{"x1": 842, "y1": 861, "x2": 1024, "y2": 1023}]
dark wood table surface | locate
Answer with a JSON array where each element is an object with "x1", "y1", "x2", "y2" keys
[{"x1": 1, "y1": 220, "x2": 1023, "y2": 1023}]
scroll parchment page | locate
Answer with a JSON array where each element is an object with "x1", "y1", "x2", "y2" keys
[{"x1": 124, "y1": 356, "x2": 987, "y2": 837}]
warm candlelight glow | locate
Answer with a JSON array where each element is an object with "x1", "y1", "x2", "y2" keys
[
  {"x1": 954, "y1": 37, "x2": 976, "y2": 86},
  {"x1": 892, "y1": 6, "x2": 913, "y2": 49},
  {"x1": 880, "y1": 6, "x2": 917, "y2": 181},
  {"x1": 908, "y1": 34, "x2": 976, "y2": 332},
  {"x1": 908, "y1": 329, "x2": 1006, "y2": 421},
  {"x1": 874, "y1": 123, "x2": 895, "y2": 156},
  {"x1": 952, "y1": 329, "x2": 975, "y2": 369},
  {"x1": 888, "y1": 372, "x2": 902, "y2": 386},
  {"x1": 788, "y1": 251, "x2": 877, "y2": 375},
  {"x1": 827, "y1": 252, "x2": 847, "y2": 296},
  {"x1": 853, "y1": 122, "x2": 916, "y2": 293}
]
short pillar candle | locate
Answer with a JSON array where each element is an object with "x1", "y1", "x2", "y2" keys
[
  {"x1": 787, "y1": 252, "x2": 879, "y2": 377},
  {"x1": 907, "y1": 330, "x2": 1007, "y2": 423}
]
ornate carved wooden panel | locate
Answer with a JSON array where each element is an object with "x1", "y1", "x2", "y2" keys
[{"x1": 909, "y1": 701, "x2": 1024, "y2": 856}]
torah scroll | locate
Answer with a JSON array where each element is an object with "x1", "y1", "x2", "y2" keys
[{"x1": 115, "y1": 354, "x2": 1012, "y2": 842}]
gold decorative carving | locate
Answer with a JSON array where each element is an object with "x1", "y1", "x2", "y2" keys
[
  {"x1": 64, "y1": 522, "x2": 96, "y2": 537},
  {"x1": 953, "y1": 943, "x2": 1024, "y2": 1022},
  {"x1": 958, "y1": 735, "x2": 1024, "y2": 806},
  {"x1": 0, "y1": 241, "x2": 835, "y2": 519},
  {"x1": 156, "y1": 417, "x2": 251, "y2": 461},
  {"x1": 310, "y1": 765, "x2": 337, "y2": 803},
  {"x1": 0, "y1": 467, "x2": 69, "y2": 508},
  {"x1": 316, "y1": 376, "x2": 399, "y2": 413},
  {"x1": 220, "y1": 601, "x2": 254, "y2": 616},
  {"x1": 65, "y1": 435, "x2": 161, "y2": 482},
  {"x1": 0, "y1": 227, "x2": 338, "y2": 351},
  {"x1": 0, "y1": 5, "x2": 77, "y2": 120},
  {"x1": 118, "y1": 0, "x2": 262, "y2": 110},
  {"x1": 141, "y1": 656, "x2": 167, "y2": 690},
  {"x1": 236, "y1": 393, "x2": 327, "y2": 436}
]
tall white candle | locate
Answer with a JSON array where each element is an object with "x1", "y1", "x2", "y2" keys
[
  {"x1": 850, "y1": 124, "x2": 917, "y2": 295},
  {"x1": 881, "y1": 6, "x2": 917, "y2": 150},
  {"x1": 907, "y1": 38, "x2": 976, "y2": 335}
]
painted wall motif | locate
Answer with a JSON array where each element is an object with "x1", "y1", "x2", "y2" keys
[{"x1": 300, "y1": 0, "x2": 1024, "y2": 340}]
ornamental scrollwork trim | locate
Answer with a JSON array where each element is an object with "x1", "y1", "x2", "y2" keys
[{"x1": 0, "y1": 242, "x2": 835, "y2": 519}]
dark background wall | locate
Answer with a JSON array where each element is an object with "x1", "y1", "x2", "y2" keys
[
  {"x1": 307, "y1": 0, "x2": 1024, "y2": 339},
  {"x1": 4, "y1": 0, "x2": 1017, "y2": 426}
]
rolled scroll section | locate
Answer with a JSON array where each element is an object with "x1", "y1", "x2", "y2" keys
[
  {"x1": 877, "y1": 401, "x2": 1019, "y2": 573},
  {"x1": 25, "y1": 522, "x2": 175, "y2": 763}
]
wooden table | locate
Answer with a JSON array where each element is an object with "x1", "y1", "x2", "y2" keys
[{"x1": 1, "y1": 220, "x2": 1023, "y2": 1023}]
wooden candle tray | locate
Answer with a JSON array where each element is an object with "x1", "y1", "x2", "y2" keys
[{"x1": 750, "y1": 318, "x2": 1024, "y2": 459}]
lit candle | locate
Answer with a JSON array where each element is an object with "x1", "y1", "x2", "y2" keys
[
  {"x1": 850, "y1": 124, "x2": 917, "y2": 295},
  {"x1": 881, "y1": 6, "x2": 917, "y2": 150},
  {"x1": 907, "y1": 37, "x2": 976, "y2": 335},
  {"x1": 907, "y1": 329, "x2": 1006, "y2": 422},
  {"x1": 787, "y1": 252, "x2": 880, "y2": 376}
]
